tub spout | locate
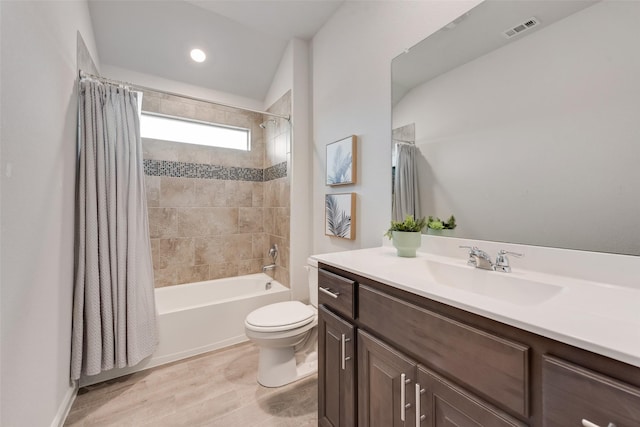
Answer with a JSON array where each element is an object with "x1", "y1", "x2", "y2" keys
[{"x1": 262, "y1": 264, "x2": 276, "y2": 272}]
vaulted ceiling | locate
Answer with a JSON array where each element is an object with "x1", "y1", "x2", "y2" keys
[{"x1": 88, "y1": 0, "x2": 343, "y2": 101}]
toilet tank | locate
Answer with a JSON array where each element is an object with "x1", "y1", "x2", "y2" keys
[{"x1": 307, "y1": 258, "x2": 318, "y2": 308}]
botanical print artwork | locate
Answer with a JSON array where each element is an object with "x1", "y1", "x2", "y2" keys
[
  {"x1": 326, "y1": 136, "x2": 356, "y2": 185},
  {"x1": 325, "y1": 193, "x2": 355, "y2": 240}
]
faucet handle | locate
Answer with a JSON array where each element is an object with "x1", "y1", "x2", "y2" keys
[
  {"x1": 459, "y1": 245, "x2": 479, "y2": 266},
  {"x1": 495, "y1": 250, "x2": 524, "y2": 273}
]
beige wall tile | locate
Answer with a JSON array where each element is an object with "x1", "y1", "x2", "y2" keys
[
  {"x1": 237, "y1": 259, "x2": 262, "y2": 276},
  {"x1": 263, "y1": 208, "x2": 275, "y2": 235},
  {"x1": 194, "y1": 179, "x2": 226, "y2": 207},
  {"x1": 145, "y1": 176, "x2": 160, "y2": 207},
  {"x1": 274, "y1": 207, "x2": 290, "y2": 239},
  {"x1": 159, "y1": 238, "x2": 194, "y2": 267},
  {"x1": 153, "y1": 266, "x2": 177, "y2": 288},
  {"x1": 209, "y1": 207, "x2": 239, "y2": 235},
  {"x1": 275, "y1": 267, "x2": 290, "y2": 288},
  {"x1": 225, "y1": 181, "x2": 252, "y2": 207},
  {"x1": 238, "y1": 208, "x2": 263, "y2": 233},
  {"x1": 160, "y1": 177, "x2": 195, "y2": 207},
  {"x1": 208, "y1": 262, "x2": 239, "y2": 280},
  {"x1": 177, "y1": 265, "x2": 210, "y2": 285},
  {"x1": 148, "y1": 208, "x2": 177, "y2": 239},
  {"x1": 194, "y1": 238, "x2": 224, "y2": 265},
  {"x1": 150, "y1": 238, "x2": 161, "y2": 270},
  {"x1": 252, "y1": 233, "x2": 267, "y2": 260},
  {"x1": 177, "y1": 208, "x2": 211, "y2": 237},
  {"x1": 251, "y1": 182, "x2": 263, "y2": 207},
  {"x1": 222, "y1": 234, "x2": 252, "y2": 262}
]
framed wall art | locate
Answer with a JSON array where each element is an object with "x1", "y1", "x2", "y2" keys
[
  {"x1": 325, "y1": 193, "x2": 356, "y2": 240},
  {"x1": 326, "y1": 135, "x2": 357, "y2": 186}
]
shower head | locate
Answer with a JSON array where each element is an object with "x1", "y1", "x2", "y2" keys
[{"x1": 259, "y1": 119, "x2": 276, "y2": 129}]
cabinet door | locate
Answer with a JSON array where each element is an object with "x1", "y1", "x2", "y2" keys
[
  {"x1": 416, "y1": 366, "x2": 526, "y2": 427},
  {"x1": 319, "y1": 305, "x2": 356, "y2": 427},
  {"x1": 542, "y1": 355, "x2": 640, "y2": 427},
  {"x1": 358, "y1": 330, "x2": 417, "y2": 427}
]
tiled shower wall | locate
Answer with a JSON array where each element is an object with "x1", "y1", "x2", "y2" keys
[
  {"x1": 264, "y1": 91, "x2": 291, "y2": 287},
  {"x1": 143, "y1": 90, "x2": 291, "y2": 288}
]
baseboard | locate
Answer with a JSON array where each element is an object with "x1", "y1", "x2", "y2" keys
[{"x1": 51, "y1": 381, "x2": 78, "y2": 427}]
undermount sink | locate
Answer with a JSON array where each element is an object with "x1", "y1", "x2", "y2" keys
[{"x1": 423, "y1": 260, "x2": 564, "y2": 306}]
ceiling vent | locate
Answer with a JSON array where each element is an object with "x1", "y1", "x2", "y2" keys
[{"x1": 503, "y1": 17, "x2": 540, "y2": 39}]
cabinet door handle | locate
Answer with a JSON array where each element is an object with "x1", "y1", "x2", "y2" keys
[
  {"x1": 340, "y1": 334, "x2": 351, "y2": 370},
  {"x1": 582, "y1": 420, "x2": 617, "y2": 427},
  {"x1": 415, "y1": 383, "x2": 425, "y2": 426},
  {"x1": 400, "y1": 373, "x2": 411, "y2": 421},
  {"x1": 319, "y1": 287, "x2": 339, "y2": 299}
]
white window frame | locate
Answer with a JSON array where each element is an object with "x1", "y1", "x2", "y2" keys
[{"x1": 140, "y1": 111, "x2": 251, "y2": 151}]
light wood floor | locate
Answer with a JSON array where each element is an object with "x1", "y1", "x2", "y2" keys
[{"x1": 65, "y1": 342, "x2": 318, "y2": 426}]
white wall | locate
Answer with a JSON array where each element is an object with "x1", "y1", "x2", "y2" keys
[
  {"x1": 264, "y1": 39, "x2": 313, "y2": 302},
  {"x1": 393, "y1": 1, "x2": 640, "y2": 255},
  {"x1": 0, "y1": 1, "x2": 100, "y2": 426},
  {"x1": 311, "y1": 0, "x2": 481, "y2": 255}
]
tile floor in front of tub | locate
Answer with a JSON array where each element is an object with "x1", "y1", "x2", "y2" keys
[{"x1": 65, "y1": 342, "x2": 318, "y2": 426}]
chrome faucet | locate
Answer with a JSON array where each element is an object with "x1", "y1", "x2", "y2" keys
[
  {"x1": 262, "y1": 264, "x2": 276, "y2": 272},
  {"x1": 460, "y1": 246, "x2": 495, "y2": 270},
  {"x1": 494, "y1": 250, "x2": 523, "y2": 273},
  {"x1": 263, "y1": 244, "x2": 279, "y2": 273},
  {"x1": 460, "y1": 246, "x2": 524, "y2": 272}
]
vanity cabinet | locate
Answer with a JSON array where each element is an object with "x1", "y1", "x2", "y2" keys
[
  {"x1": 542, "y1": 356, "x2": 640, "y2": 427},
  {"x1": 318, "y1": 270, "x2": 357, "y2": 427},
  {"x1": 317, "y1": 263, "x2": 640, "y2": 427},
  {"x1": 358, "y1": 330, "x2": 417, "y2": 427}
]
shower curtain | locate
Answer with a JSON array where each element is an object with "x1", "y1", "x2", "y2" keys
[
  {"x1": 392, "y1": 143, "x2": 422, "y2": 222},
  {"x1": 71, "y1": 79, "x2": 157, "y2": 380}
]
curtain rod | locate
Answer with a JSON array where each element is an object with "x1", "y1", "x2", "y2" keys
[{"x1": 78, "y1": 70, "x2": 291, "y2": 122}]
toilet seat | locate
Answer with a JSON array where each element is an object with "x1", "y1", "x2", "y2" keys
[{"x1": 245, "y1": 301, "x2": 315, "y2": 332}]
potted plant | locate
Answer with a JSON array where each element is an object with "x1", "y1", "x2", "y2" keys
[
  {"x1": 384, "y1": 215, "x2": 427, "y2": 257},
  {"x1": 426, "y1": 215, "x2": 457, "y2": 236}
]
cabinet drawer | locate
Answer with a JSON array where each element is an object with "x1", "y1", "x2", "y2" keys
[
  {"x1": 359, "y1": 285, "x2": 529, "y2": 417},
  {"x1": 542, "y1": 355, "x2": 640, "y2": 427},
  {"x1": 318, "y1": 269, "x2": 355, "y2": 319}
]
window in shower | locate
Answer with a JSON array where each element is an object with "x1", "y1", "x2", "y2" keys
[{"x1": 140, "y1": 112, "x2": 251, "y2": 151}]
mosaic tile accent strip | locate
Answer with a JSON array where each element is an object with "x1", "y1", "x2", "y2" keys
[
  {"x1": 264, "y1": 162, "x2": 287, "y2": 181},
  {"x1": 144, "y1": 159, "x2": 263, "y2": 182}
]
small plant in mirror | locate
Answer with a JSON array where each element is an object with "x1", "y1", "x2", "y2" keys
[
  {"x1": 427, "y1": 215, "x2": 457, "y2": 230},
  {"x1": 384, "y1": 215, "x2": 428, "y2": 239}
]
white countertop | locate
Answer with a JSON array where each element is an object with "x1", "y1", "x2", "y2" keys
[{"x1": 312, "y1": 246, "x2": 640, "y2": 368}]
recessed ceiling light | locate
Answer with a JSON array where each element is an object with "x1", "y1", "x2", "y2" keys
[{"x1": 190, "y1": 48, "x2": 206, "y2": 63}]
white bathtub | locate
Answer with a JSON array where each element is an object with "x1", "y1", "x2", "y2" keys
[{"x1": 80, "y1": 273, "x2": 290, "y2": 386}]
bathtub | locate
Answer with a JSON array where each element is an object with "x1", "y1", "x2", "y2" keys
[{"x1": 80, "y1": 273, "x2": 290, "y2": 386}]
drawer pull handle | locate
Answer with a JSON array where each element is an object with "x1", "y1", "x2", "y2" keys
[
  {"x1": 319, "y1": 287, "x2": 340, "y2": 299},
  {"x1": 582, "y1": 420, "x2": 616, "y2": 427},
  {"x1": 415, "y1": 383, "x2": 425, "y2": 426},
  {"x1": 400, "y1": 373, "x2": 411, "y2": 421},
  {"x1": 340, "y1": 334, "x2": 351, "y2": 370}
]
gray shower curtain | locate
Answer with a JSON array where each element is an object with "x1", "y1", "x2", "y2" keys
[
  {"x1": 71, "y1": 79, "x2": 157, "y2": 380},
  {"x1": 392, "y1": 143, "x2": 422, "y2": 222}
]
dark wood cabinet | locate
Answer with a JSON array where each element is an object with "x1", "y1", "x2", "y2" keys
[
  {"x1": 542, "y1": 355, "x2": 640, "y2": 427},
  {"x1": 357, "y1": 330, "x2": 417, "y2": 427},
  {"x1": 318, "y1": 305, "x2": 356, "y2": 427},
  {"x1": 317, "y1": 264, "x2": 640, "y2": 427},
  {"x1": 418, "y1": 366, "x2": 525, "y2": 427}
]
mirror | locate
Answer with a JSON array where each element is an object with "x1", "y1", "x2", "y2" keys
[{"x1": 392, "y1": 0, "x2": 640, "y2": 256}]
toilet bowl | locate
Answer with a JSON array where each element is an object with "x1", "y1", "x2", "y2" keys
[{"x1": 244, "y1": 259, "x2": 318, "y2": 387}]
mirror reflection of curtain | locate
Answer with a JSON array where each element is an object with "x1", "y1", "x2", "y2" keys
[
  {"x1": 392, "y1": 143, "x2": 421, "y2": 221},
  {"x1": 71, "y1": 79, "x2": 157, "y2": 380}
]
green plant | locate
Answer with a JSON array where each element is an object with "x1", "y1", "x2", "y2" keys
[
  {"x1": 384, "y1": 215, "x2": 427, "y2": 239},
  {"x1": 427, "y1": 215, "x2": 457, "y2": 230}
]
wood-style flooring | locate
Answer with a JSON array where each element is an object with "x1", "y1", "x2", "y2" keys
[{"x1": 65, "y1": 342, "x2": 318, "y2": 426}]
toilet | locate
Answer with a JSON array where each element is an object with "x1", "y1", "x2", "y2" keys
[{"x1": 244, "y1": 258, "x2": 318, "y2": 387}]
